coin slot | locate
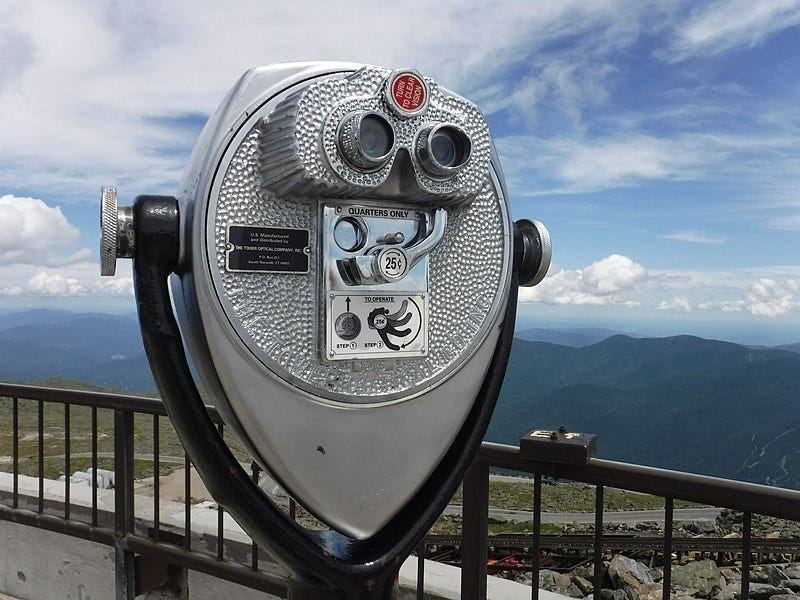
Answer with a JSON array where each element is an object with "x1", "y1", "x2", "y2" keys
[{"x1": 333, "y1": 217, "x2": 367, "y2": 252}]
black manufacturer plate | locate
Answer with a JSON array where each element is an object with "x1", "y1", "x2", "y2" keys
[{"x1": 226, "y1": 225, "x2": 310, "y2": 273}]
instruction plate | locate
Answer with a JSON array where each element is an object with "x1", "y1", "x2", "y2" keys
[
  {"x1": 226, "y1": 225, "x2": 310, "y2": 273},
  {"x1": 326, "y1": 292, "x2": 427, "y2": 360}
]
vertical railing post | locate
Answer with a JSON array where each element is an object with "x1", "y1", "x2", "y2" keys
[
  {"x1": 38, "y1": 400, "x2": 44, "y2": 513},
  {"x1": 251, "y1": 462, "x2": 260, "y2": 571},
  {"x1": 114, "y1": 408, "x2": 136, "y2": 600},
  {"x1": 662, "y1": 497, "x2": 673, "y2": 600},
  {"x1": 594, "y1": 485, "x2": 604, "y2": 598},
  {"x1": 417, "y1": 541, "x2": 426, "y2": 600},
  {"x1": 12, "y1": 397, "x2": 19, "y2": 508},
  {"x1": 462, "y1": 458, "x2": 490, "y2": 600},
  {"x1": 153, "y1": 414, "x2": 161, "y2": 542},
  {"x1": 531, "y1": 474, "x2": 542, "y2": 600},
  {"x1": 184, "y1": 453, "x2": 192, "y2": 551},
  {"x1": 64, "y1": 404, "x2": 71, "y2": 520},
  {"x1": 91, "y1": 406, "x2": 98, "y2": 526},
  {"x1": 741, "y1": 512, "x2": 752, "y2": 600}
]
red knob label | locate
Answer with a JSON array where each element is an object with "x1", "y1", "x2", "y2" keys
[{"x1": 387, "y1": 71, "x2": 428, "y2": 115}]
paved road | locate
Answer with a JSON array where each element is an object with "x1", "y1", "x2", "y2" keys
[{"x1": 442, "y1": 505, "x2": 722, "y2": 524}]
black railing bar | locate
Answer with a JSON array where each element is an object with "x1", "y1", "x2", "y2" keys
[
  {"x1": 251, "y1": 461, "x2": 260, "y2": 571},
  {"x1": 153, "y1": 414, "x2": 160, "y2": 542},
  {"x1": 217, "y1": 421, "x2": 225, "y2": 561},
  {"x1": 12, "y1": 396, "x2": 19, "y2": 508},
  {"x1": 461, "y1": 459, "x2": 489, "y2": 600},
  {"x1": 124, "y1": 535, "x2": 288, "y2": 597},
  {"x1": 217, "y1": 504, "x2": 225, "y2": 561},
  {"x1": 416, "y1": 541, "x2": 425, "y2": 600},
  {"x1": 742, "y1": 512, "x2": 752, "y2": 600},
  {"x1": 593, "y1": 485, "x2": 603, "y2": 599},
  {"x1": 0, "y1": 383, "x2": 223, "y2": 422},
  {"x1": 531, "y1": 473, "x2": 542, "y2": 600},
  {"x1": 478, "y1": 443, "x2": 800, "y2": 521},
  {"x1": 38, "y1": 399, "x2": 44, "y2": 514},
  {"x1": 184, "y1": 453, "x2": 191, "y2": 551},
  {"x1": 114, "y1": 408, "x2": 136, "y2": 600},
  {"x1": 662, "y1": 497, "x2": 673, "y2": 600},
  {"x1": 91, "y1": 406, "x2": 98, "y2": 526},
  {"x1": 65, "y1": 403, "x2": 71, "y2": 520},
  {"x1": 114, "y1": 409, "x2": 135, "y2": 536},
  {"x1": 0, "y1": 503, "x2": 116, "y2": 546}
]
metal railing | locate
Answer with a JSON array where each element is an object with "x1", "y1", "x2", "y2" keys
[
  {"x1": 459, "y1": 444, "x2": 800, "y2": 600},
  {"x1": 0, "y1": 383, "x2": 287, "y2": 598},
  {"x1": 2, "y1": 382, "x2": 800, "y2": 600}
]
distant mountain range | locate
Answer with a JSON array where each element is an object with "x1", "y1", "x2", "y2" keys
[
  {"x1": 1, "y1": 310, "x2": 799, "y2": 488},
  {"x1": 0, "y1": 309, "x2": 154, "y2": 392},
  {"x1": 488, "y1": 335, "x2": 800, "y2": 489},
  {"x1": 515, "y1": 327, "x2": 633, "y2": 347}
]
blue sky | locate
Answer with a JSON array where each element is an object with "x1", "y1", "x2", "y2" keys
[{"x1": 0, "y1": 1, "x2": 798, "y2": 344}]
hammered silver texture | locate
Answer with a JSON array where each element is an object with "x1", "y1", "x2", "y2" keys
[
  {"x1": 259, "y1": 67, "x2": 492, "y2": 206},
  {"x1": 211, "y1": 74, "x2": 506, "y2": 403}
]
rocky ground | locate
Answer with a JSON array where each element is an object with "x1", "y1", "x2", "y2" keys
[
  {"x1": 532, "y1": 556, "x2": 800, "y2": 600},
  {"x1": 516, "y1": 509, "x2": 800, "y2": 600},
  {"x1": 134, "y1": 468, "x2": 800, "y2": 600}
]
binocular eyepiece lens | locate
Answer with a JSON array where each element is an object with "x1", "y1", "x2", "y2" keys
[
  {"x1": 415, "y1": 124, "x2": 472, "y2": 179},
  {"x1": 337, "y1": 111, "x2": 396, "y2": 171}
]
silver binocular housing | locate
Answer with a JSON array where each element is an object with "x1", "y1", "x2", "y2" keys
[{"x1": 100, "y1": 62, "x2": 551, "y2": 540}]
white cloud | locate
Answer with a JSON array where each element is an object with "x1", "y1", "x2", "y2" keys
[
  {"x1": 0, "y1": 194, "x2": 88, "y2": 266},
  {"x1": 0, "y1": 0, "x2": 679, "y2": 202},
  {"x1": 522, "y1": 258, "x2": 800, "y2": 320},
  {"x1": 28, "y1": 272, "x2": 85, "y2": 296},
  {"x1": 765, "y1": 215, "x2": 800, "y2": 231},
  {"x1": 659, "y1": 230, "x2": 728, "y2": 245},
  {"x1": 0, "y1": 261, "x2": 134, "y2": 300},
  {"x1": 658, "y1": 295, "x2": 693, "y2": 313},
  {"x1": 745, "y1": 278, "x2": 798, "y2": 317},
  {"x1": 664, "y1": 0, "x2": 800, "y2": 63},
  {"x1": 520, "y1": 254, "x2": 647, "y2": 306},
  {"x1": 500, "y1": 131, "x2": 795, "y2": 195},
  {"x1": 0, "y1": 193, "x2": 133, "y2": 301}
]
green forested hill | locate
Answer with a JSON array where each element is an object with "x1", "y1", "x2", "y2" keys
[{"x1": 487, "y1": 335, "x2": 800, "y2": 488}]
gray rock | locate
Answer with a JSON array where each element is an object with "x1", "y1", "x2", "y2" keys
[
  {"x1": 678, "y1": 520, "x2": 717, "y2": 535},
  {"x1": 752, "y1": 566, "x2": 789, "y2": 586},
  {"x1": 711, "y1": 587, "x2": 737, "y2": 600},
  {"x1": 609, "y1": 555, "x2": 654, "y2": 587},
  {"x1": 721, "y1": 568, "x2": 741, "y2": 584},
  {"x1": 515, "y1": 571, "x2": 533, "y2": 586},
  {"x1": 781, "y1": 580, "x2": 800, "y2": 593},
  {"x1": 607, "y1": 555, "x2": 658, "y2": 600},
  {"x1": 769, "y1": 595, "x2": 800, "y2": 600},
  {"x1": 573, "y1": 564, "x2": 601, "y2": 579},
  {"x1": 712, "y1": 583, "x2": 741, "y2": 600},
  {"x1": 540, "y1": 569, "x2": 584, "y2": 598},
  {"x1": 671, "y1": 559, "x2": 723, "y2": 597},
  {"x1": 786, "y1": 567, "x2": 800, "y2": 580},
  {"x1": 749, "y1": 583, "x2": 788, "y2": 600},
  {"x1": 601, "y1": 589, "x2": 628, "y2": 600},
  {"x1": 573, "y1": 575, "x2": 594, "y2": 595}
]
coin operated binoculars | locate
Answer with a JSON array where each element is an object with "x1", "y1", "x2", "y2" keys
[{"x1": 101, "y1": 63, "x2": 550, "y2": 599}]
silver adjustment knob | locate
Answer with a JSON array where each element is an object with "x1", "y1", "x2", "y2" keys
[
  {"x1": 99, "y1": 186, "x2": 134, "y2": 276},
  {"x1": 516, "y1": 219, "x2": 552, "y2": 287}
]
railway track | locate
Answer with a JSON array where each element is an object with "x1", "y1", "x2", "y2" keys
[{"x1": 422, "y1": 533, "x2": 800, "y2": 554}]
